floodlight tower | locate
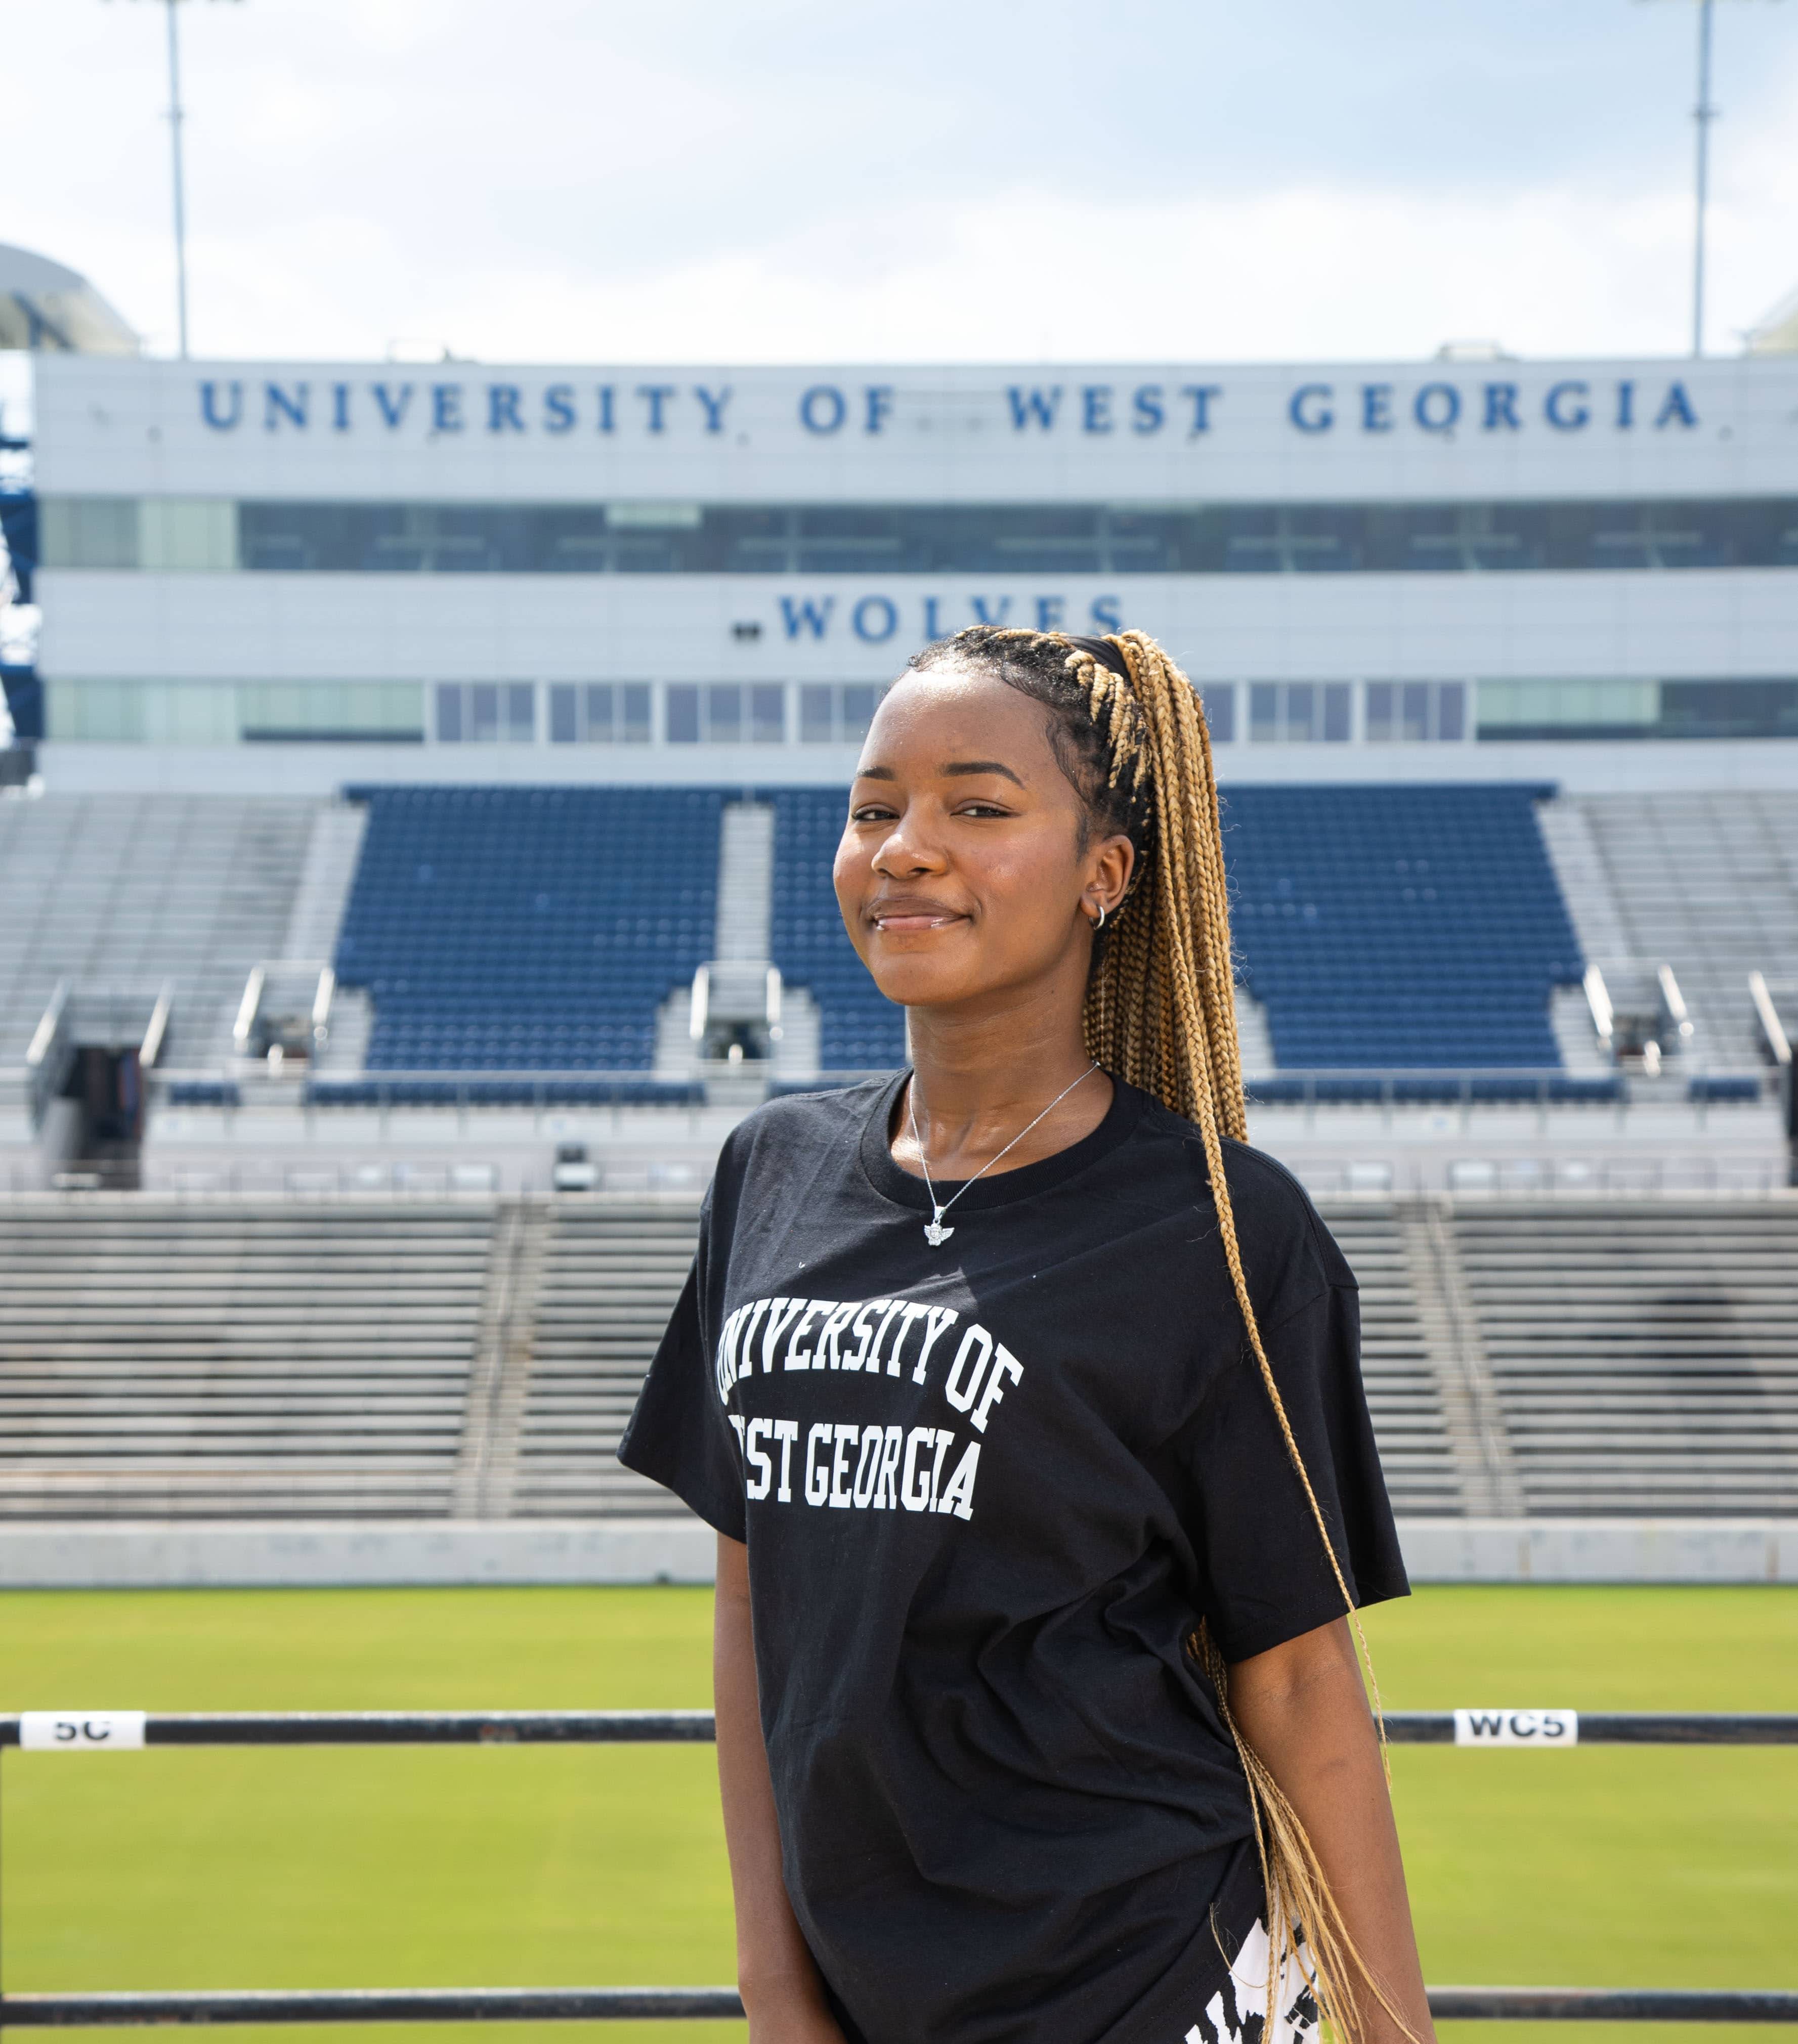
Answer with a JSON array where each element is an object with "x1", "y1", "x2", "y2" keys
[
  {"x1": 1691, "y1": 0, "x2": 1716, "y2": 357},
  {"x1": 1653, "y1": 0, "x2": 1784, "y2": 358},
  {"x1": 108, "y1": 0, "x2": 243, "y2": 359}
]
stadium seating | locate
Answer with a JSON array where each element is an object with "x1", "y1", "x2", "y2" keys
[
  {"x1": 763, "y1": 784, "x2": 1585, "y2": 1073},
  {"x1": 0, "y1": 793, "x2": 319, "y2": 1064},
  {"x1": 0, "y1": 1201, "x2": 492, "y2": 1517},
  {"x1": 1543, "y1": 791, "x2": 1798, "y2": 1074},
  {"x1": 1224, "y1": 785, "x2": 1583, "y2": 1069},
  {"x1": 1325, "y1": 1204, "x2": 1462, "y2": 1515},
  {"x1": 510, "y1": 1203, "x2": 702, "y2": 1516},
  {"x1": 1453, "y1": 1200, "x2": 1798, "y2": 1516},
  {"x1": 334, "y1": 787, "x2": 724, "y2": 1071},
  {"x1": 9, "y1": 1190, "x2": 1789, "y2": 1524}
]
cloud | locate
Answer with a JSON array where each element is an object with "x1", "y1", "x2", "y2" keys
[
  {"x1": 190, "y1": 160, "x2": 1792, "y2": 366},
  {"x1": 7, "y1": 0, "x2": 1797, "y2": 364}
]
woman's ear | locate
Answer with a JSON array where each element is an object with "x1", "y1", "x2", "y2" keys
[{"x1": 1089, "y1": 833, "x2": 1134, "y2": 919}]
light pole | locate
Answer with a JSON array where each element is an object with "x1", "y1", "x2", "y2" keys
[
  {"x1": 164, "y1": 0, "x2": 191, "y2": 359},
  {"x1": 1690, "y1": 0, "x2": 1716, "y2": 355},
  {"x1": 1663, "y1": 0, "x2": 1783, "y2": 359},
  {"x1": 109, "y1": 0, "x2": 241, "y2": 359}
]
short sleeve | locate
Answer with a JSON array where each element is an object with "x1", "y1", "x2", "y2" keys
[
  {"x1": 615, "y1": 1203, "x2": 746, "y2": 1540},
  {"x1": 1178, "y1": 1279, "x2": 1408, "y2": 1662}
]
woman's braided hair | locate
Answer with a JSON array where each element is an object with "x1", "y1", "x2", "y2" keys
[{"x1": 910, "y1": 625, "x2": 1415, "y2": 2044}]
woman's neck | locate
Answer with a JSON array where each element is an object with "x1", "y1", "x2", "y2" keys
[{"x1": 896, "y1": 995, "x2": 1110, "y2": 1181}]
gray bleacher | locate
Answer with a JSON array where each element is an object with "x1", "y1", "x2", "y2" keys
[
  {"x1": 1323, "y1": 1206, "x2": 1463, "y2": 1515},
  {"x1": 0, "y1": 1201, "x2": 492, "y2": 1517},
  {"x1": 3, "y1": 1190, "x2": 1792, "y2": 1525},
  {"x1": 0, "y1": 793, "x2": 322, "y2": 1063},
  {"x1": 1452, "y1": 1200, "x2": 1798, "y2": 1516},
  {"x1": 510, "y1": 1204, "x2": 700, "y2": 1518},
  {"x1": 1544, "y1": 791, "x2": 1798, "y2": 1073}
]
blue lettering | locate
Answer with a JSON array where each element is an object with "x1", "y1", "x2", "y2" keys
[
  {"x1": 971, "y1": 596, "x2": 1013, "y2": 625},
  {"x1": 865, "y1": 385, "x2": 894, "y2": 433},
  {"x1": 1132, "y1": 385, "x2": 1165, "y2": 434},
  {"x1": 264, "y1": 381, "x2": 309, "y2": 431},
  {"x1": 694, "y1": 385, "x2": 731, "y2": 433},
  {"x1": 1545, "y1": 380, "x2": 1590, "y2": 430},
  {"x1": 487, "y1": 384, "x2": 525, "y2": 433},
  {"x1": 1181, "y1": 384, "x2": 1222, "y2": 434},
  {"x1": 1616, "y1": 379, "x2": 1636, "y2": 430},
  {"x1": 1089, "y1": 595, "x2": 1122, "y2": 633},
  {"x1": 1482, "y1": 382, "x2": 1520, "y2": 430},
  {"x1": 331, "y1": 382, "x2": 351, "y2": 432},
  {"x1": 372, "y1": 382, "x2": 413, "y2": 430},
  {"x1": 1361, "y1": 383, "x2": 1394, "y2": 432},
  {"x1": 431, "y1": 383, "x2": 464, "y2": 433},
  {"x1": 852, "y1": 595, "x2": 898, "y2": 643},
  {"x1": 543, "y1": 384, "x2": 576, "y2": 434},
  {"x1": 638, "y1": 384, "x2": 676, "y2": 432},
  {"x1": 1035, "y1": 596, "x2": 1065, "y2": 631},
  {"x1": 800, "y1": 385, "x2": 846, "y2": 434},
  {"x1": 597, "y1": 384, "x2": 616, "y2": 433},
  {"x1": 1006, "y1": 386, "x2": 1061, "y2": 430},
  {"x1": 1082, "y1": 385, "x2": 1113, "y2": 433},
  {"x1": 780, "y1": 596, "x2": 834, "y2": 640},
  {"x1": 1289, "y1": 384, "x2": 1333, "y2": 433},
  {"x1": 199, "y1": 379, "x2": 243, "y2": 431},
  {"x1": 1655, "y1": 381, "x2": 1698, "y2": 429},
  {"x1": 923, "y1": 596, "x2": 944, "y2": 639},
  {"x1": 1414, "y1": 382, "x2": 1460, "y2": 434}
]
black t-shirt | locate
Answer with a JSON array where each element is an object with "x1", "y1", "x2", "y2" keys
[{"x1": 618, "y1": 1072, "x2": 1406, "y2": 2044}]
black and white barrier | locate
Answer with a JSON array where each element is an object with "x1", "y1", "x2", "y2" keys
[
  {"x1": 7, "y1": 1708, "x2": 1797, "y2": 1748},
  {"x1": 4, "y1": 1708, "x2": 1792, "y2": 2025}
]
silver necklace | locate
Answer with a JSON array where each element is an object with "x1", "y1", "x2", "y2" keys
[{"x1": 906, "y1": 1062, "x2": 1101, "y2": 1248}]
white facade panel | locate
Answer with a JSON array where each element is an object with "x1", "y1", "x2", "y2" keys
[
  {"x1": 37, "y1": 568, "x2": 1798, "y2": 687},
  {"x1": 33, "y1": 355, "x2": 1798, "y2": 505}
]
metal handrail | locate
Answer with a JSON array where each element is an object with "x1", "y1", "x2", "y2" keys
[
  {"x1": 0, "y1": 1985, "x2": 1791, "y2": 2027},
  {"x1": 4, "y1": 1709, "x2": 1793, "y2": 1746},
  {"x1": 4, "y1": 1709, "x2": 1792, "y2": 2025}
]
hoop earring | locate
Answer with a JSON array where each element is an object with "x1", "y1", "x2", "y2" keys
[{"x1": 1092, "y1": 903, "x2": 1108, "y2": 932}]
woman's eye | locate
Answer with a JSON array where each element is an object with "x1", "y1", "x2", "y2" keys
[
  {"x1": 850, "y1": 804, "x2": 896, "y2": 823},
  {"x1": 958, "y1": 802, "x2": 1010, "y2": 819}
]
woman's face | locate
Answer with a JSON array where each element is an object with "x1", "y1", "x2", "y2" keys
[{"x1": 834, "y1": 664, "x2": 1134, "y2": 1018}]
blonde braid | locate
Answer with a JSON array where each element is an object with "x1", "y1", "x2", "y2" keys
[{"x1": 923, "y1": 625, "x2": 1417, "y2": 2044}]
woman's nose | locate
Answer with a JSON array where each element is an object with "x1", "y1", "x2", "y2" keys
[{"x1": 872, "y1": 820, "x2": 945, "y2": 878}]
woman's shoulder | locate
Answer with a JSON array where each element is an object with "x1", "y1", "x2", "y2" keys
[
  {"x1": 1126, "y1": 1086, "x2": 1355, "y2": 1296},
  {"x1": 712, "y1": 1074, "x2": 894, "y2": 1185}
]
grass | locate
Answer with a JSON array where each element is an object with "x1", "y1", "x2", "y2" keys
[{"x1": 2, "y1": 1584, "x2": 1794, "y2": 2044}]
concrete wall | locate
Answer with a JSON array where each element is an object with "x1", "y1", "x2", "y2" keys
[{"x1": 2, "y1": 1516, "x2": 1792, "y2": 1590}]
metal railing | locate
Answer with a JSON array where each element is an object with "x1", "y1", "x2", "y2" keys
[{"x1": 1, "y1": 1709, "x2": 1793, "y2": 2025}]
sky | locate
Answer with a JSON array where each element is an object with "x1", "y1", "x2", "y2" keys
[{"x1": 6, "y1": 0, "x2": 1798, "y2": 367}]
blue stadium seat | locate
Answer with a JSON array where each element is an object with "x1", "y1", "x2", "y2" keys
[
  {"x1": 1224, "y1": 785, "x2": 1582, "y2": 1069},
  {"x1": 763, "y1": 782, "x2": 1584, "y2": 1073},
  {"x1": 335, "y1": 786, "x2": 723, "y2": 1071}
]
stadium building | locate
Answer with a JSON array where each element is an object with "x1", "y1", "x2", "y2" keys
[
  {"x1": 2, "y1": 328, "x2": 1795, "y2": 1575},
  {"x1": 17, "y1": 351, "x2": 1798, "y2": 775}
]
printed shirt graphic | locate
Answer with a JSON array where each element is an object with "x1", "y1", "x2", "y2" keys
[{"x1": 618, "y1": 1075, "x2": 1406, "y2": 2044}]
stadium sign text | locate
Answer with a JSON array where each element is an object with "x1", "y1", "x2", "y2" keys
[
  {"x1": 772, "y1": 594, "x2": 1125, "y2": 642},
  {"x1": 194, "y1": 375, "x2": 1702, "y2": 442}
]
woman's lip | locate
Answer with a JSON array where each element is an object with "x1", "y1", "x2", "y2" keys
[{"x1": 871, "y1": 911, "x2": 965, "y2": 931}]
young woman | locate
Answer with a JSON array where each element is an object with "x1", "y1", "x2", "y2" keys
[{"x1": 620, "y1": 628, "x2": 1435, "y2": 2044}]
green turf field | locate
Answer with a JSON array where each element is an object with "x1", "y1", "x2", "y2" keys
[{"x1": 2, "y1": 1584, "x2": 1793, "y2": 2044}]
